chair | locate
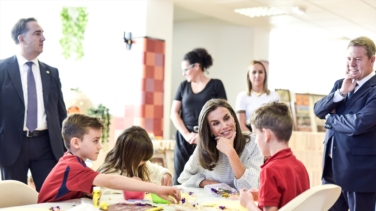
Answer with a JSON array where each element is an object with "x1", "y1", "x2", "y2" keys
[
  {"x1": 0, "y1": 180, "x2": 38, "y2": 208},
  {"x1": 278, "y1": 184, "x2": 341, "y2": 211}
]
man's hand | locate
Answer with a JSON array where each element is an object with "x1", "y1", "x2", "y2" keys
[
  {"x1": 340, "y1": 72, "x2": 358, "y2": 95},
  {"x1": 160, "y1": 173, "x2": 172, "y2": 186}
]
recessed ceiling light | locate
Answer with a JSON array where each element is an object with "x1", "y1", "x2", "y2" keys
[{"x1": 234, "y1": 7, "x2": 285, "y2": 18}]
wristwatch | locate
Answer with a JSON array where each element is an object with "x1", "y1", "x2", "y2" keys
[{"x1": 337, "y1": 89, "x2": 346, "y2": 97}]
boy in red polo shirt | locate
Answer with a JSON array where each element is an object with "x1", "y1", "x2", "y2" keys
[
  {"x1": 38, "y1": 114, "x2": 180, "y2": 203},
  {"x1": 240, "y1": 102, "x2": 309, "y2": 211}
]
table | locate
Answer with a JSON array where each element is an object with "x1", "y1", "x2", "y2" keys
[{"x1": 0, "y1": 186, "x2": 250, "y2": 211}]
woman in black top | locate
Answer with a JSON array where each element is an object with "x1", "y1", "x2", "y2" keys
[{"x1": 170, "y1": 48, "x2": 227, "y2": 185}]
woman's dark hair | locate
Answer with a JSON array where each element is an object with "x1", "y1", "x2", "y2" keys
[
  {"x1": 197, "y1": 99, "x2": 249, "y2": 170},
  {"x1": 97, "y1": 126, "x2": 154, "y2": 182},
  {"x1": 11, "y1": 17, "x2": 37, "y2": 44},
  {"x1": 183, "y1": 48, "x2": 213, "y2": 71}
]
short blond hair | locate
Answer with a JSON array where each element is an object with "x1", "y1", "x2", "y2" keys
[{"x1": 348, "y1": 36, "x2": 376, "y2": 59}]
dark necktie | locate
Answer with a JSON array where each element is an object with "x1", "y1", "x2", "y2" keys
[
  {"x1": 348, "y1": 83, "x2": 359, "y2": 99},
  {"x1": 26, "y1": 61, "x2": 37, "y2": 132}
]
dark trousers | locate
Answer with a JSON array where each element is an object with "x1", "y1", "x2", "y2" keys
[
  {"x1": 0, "y1": 133, "x2": 57, "y2": 192},
  {"x1": 322, "y1": 156, "x2": 376, "y2": 211},
  {"x1": 173, "y1": 131, "x2": 196, "y2": 185}
]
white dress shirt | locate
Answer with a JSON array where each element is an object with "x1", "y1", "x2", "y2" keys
[{"x1": 16, "y1": 54, "x2": 47, "y2": 131}]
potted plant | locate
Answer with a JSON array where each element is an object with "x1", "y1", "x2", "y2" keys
[{"x1": 87, "y1": 104, "x2": 111, "y2": 145}]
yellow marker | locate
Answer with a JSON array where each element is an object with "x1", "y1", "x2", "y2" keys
[{"x1": 92, "y1": 187, "x2": 101, "y2": 208}]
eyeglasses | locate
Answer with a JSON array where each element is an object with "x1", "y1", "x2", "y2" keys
[{"x1": 182, "y1": 64, "x2": 194, "y2": 72}]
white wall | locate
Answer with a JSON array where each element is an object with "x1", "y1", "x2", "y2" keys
[
  {"x1": 269, "y1": 28, "x2": 357, "y2": 95},
  {"x1": 170, "y1": 18, "x2": 263, "y2": 138},
  {"x1": 253, "y1": 28, "x2": 270, "y2": 61},
  {"x1": 0, "y1": 0, "x2": 149, "y2": 109},
  {"x1": 146, "y1": 0, "x2": 174, "y2": 138}
]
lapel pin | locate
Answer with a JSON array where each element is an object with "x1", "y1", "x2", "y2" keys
[{"x1": 46, "y1": 70, "x2": 50, "y2": 74}]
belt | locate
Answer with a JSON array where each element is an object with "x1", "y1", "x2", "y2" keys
[
  {"x1": 23, "y1": 130, "x2": 48, "y2": 137},
  {"x1": 186, "y1": 125, "x2": 199, "y2": 133}
]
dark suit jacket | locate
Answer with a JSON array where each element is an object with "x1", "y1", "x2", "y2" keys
[
  {"x1": 314, "y1": 75, "x2": 376, "y2": 192},
  {"x1": 0, "y1": 55, "x2": 67, "y2": 166}
]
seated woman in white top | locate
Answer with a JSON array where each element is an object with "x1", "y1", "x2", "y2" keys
[
  {"x1": 178, "y1": 99, "x2": 263, "y2": 190},
  {"x1": 97, "y1": 126, "x2": 172, "y2": 194},
  {"x1": 236, "y1": 60, "x2": 280, "y2": 132}
]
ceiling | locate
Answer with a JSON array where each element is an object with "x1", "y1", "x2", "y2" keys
[{"x1": 173, "y1": 0, "x2": 376, "y2": 40}]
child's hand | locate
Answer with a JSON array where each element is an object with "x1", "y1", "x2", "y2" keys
[
  {"x1": 240, "y1": 188, "x2": 255, "y2": 208},
  {"x1": 161, "y1": 173, "x2": 172, "y2": 186},
  {"x1": 249, "y1": 188, "x2": 259, "y2": 201},
  {"x1": 155, "y1": 186, "x2": 181, "y2": 204}
]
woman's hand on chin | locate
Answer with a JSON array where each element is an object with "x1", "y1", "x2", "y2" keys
[{"x1": 215, "y1": 132, "x2": 236, "y2": 156}]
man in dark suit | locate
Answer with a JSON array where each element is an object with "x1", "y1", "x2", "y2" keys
[
  {"x1": 0, "y1": 18, "x2": 66, "y2": 191},
  {"x1": 314, "y1": 36, "x2": 376, "y2": 211}
]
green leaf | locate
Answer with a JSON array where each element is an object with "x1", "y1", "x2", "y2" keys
[{"x1": 59, "y1": 6, "x2": 88, "y2": 60}]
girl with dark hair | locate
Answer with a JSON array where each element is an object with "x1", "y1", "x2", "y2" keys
[
  {"x1": 170, "y1": 48, "x2": 227, "y2": 185},
  {"x1": 178, "y1": 99, "x2": 262, "y2": 190},
  {"x1": 97, "y1": 126, "x2": 172, "y2": 194}
]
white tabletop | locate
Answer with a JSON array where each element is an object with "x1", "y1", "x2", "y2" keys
[{"x1": 0, "y1": 186, "x2": 249, "y2": 211}]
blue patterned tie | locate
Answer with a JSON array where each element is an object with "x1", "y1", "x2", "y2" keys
[
  {"x1": 348, "y1": 83, "x2": 358, "y2": 99},
  {"x1": 26, "y1": 61, "x2": 37, "y2": 132}
]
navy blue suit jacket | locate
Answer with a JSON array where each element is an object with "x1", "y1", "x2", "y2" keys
[
  {"x1": 314, "y1": 75, "x2": 376, "y2": 192},
  {"x1": 0, "y1": 55, "x2": 67, "y2": 166}
]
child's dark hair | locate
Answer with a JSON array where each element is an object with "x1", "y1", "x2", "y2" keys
[
  {"x1": 62, "y1": 114, "x2": 104, "y2": 150},
  {"x1": 183, "y1": 48, "x2": 213, "y2": 71},
  {"x1": 249, "y1": 102, "x2": 293, "y2": 142},
  {"x1": 97, "y1": 126, "x2": 154, "y2": 182}
]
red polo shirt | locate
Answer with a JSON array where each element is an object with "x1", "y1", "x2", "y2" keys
[
  {"x1": 258, "y1": 148, "x2": 310, "y2": 209},
  {"x1": 38, "y1": 152, "x2": 99, "y2": 203}
]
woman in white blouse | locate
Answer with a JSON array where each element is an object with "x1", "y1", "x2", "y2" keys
[
  {"x1": 178, "y1": 99, "x2": 263, "y2": 190},
  {"x1": 236, "y1": 60, "x2": 280, "y2": 132}
]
